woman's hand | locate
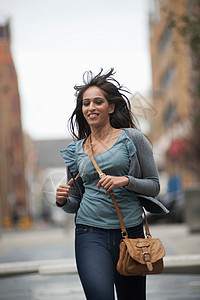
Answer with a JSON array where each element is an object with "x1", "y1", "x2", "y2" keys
[
  {"x1": 97, "y1": 175, "x2": 129, "y2": 193},
  {"x1": 56, "y1": 178, "x2": 74, "y2": 206}
]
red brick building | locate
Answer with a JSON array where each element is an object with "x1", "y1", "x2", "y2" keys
[
  {"x1": 149, "y1": 0, "x2": 199, "y2": 188},
  {"x1": 0, "y1": 21, "x2": 28, "y2": 227}
]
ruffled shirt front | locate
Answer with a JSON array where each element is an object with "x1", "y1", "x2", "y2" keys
[{"x1": 61, "y1": 130, "x2": 143, "y2": 229}]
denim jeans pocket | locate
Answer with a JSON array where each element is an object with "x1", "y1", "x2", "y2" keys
[{"x1": 75, "y1": 224, "x2": 90, "y2": 236}]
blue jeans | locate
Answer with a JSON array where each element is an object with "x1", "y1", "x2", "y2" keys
[{"x1": 75, "y1": 223, "x2": 146, "y2": 300}]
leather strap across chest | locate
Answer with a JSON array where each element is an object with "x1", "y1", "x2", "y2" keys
[{"x1": 87, "y1": 135, "x2": 151, "y2": 238}]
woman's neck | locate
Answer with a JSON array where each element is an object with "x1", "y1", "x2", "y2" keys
[{"x1": 90, "y1": 124, "x2": 113, "y2": 141}]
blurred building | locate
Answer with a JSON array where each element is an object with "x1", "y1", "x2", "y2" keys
[
  {"x1": 0, "y1": 20, "x2": 29, "y2": 228},
  {"x1": 23, "y1": 134, "x2": 41, "y2": 223},
  {"x1": 0, "y1": 19, "x2": 73, "y2": 229},
  {"x1": 14, "y1": 133, "x2": 72, "y2": 226},
  {"x1": 34, "y1": 138, "x2": 72, "y2": 226},
  {"x1": 35, "y1": 139, "x2": 71, "y2": 169},
  {"x1": 149, "y1": 0, "x2": 199, "y2": 189}
]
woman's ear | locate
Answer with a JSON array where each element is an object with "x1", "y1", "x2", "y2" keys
[{"x1": 109, "y1": 103, "x2": 115, "y2": 114}]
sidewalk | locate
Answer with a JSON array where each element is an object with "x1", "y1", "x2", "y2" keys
[
  {"x1": 150, "y1": 223, "x2": 200, "y2": 274},
  {"x1": 150, "y1": 223, "x2": 200, "y2": 255},
  {"x1": 0, "y1": 223, "x2": 200, "y2": 277},
  {"x1": 0, "y1": 224, "x2": 75, "y2": 261},
  {"x1": 1, "y1": 222, "x2": 199, "y2": 256}
]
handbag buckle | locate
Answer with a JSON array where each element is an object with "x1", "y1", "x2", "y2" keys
[{"x1": 141, "y1": 251, "x2": 151, "y2": 260}]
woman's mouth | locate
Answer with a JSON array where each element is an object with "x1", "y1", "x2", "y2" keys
[{"x1": 88, "y1": 113, "x2": 99, "y2": 119}]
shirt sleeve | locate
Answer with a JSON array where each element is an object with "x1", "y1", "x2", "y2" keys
[
  {"x1": 60, "y1": 141, "x2": 78, "y2": 176},
  {"x1": 124, "y1": 133, "x2": 137, "y2": 158}
]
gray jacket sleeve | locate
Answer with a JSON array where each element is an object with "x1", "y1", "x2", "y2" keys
[
  {"x1": 125, "y1": 129, "x2": 160, "y2": 197},
  {"x1": 57, "y1": 168, "x2": 84, "y2": 214}
]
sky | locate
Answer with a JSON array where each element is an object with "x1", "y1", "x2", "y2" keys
[{"x1": 0, "y1": 0, "x2": 153, "y2": 140}]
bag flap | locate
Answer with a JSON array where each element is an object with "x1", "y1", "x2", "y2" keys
[{"x1": 121, "y1": 238, "x2": 165, "y2": 264}]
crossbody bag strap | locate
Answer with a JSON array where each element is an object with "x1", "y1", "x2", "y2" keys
[
  {"x1": 87, "y1": 136, "x2": 127, "y2": 238},
  {"x1": 87, "y1": 135, "x2": 151, "y2": 238}
]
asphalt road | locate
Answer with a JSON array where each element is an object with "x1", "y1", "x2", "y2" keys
[
  {"x1": 0, "y1": 223, "x2": 200, "y2": 299},
  {"x1": 0, "y1": 273, "x2": 200, "y2": 300}
]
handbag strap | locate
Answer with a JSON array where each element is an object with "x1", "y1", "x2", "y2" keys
[
  {"x1": 87, "y1": 135, "x2": 151, "y2": 238},
  {"x1": 87, "y1": 136, "x2": 127, "y2": 237}
]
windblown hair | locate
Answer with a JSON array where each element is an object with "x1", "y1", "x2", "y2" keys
[{"x1": 68, "y1": 68, "x2": 138, "y2": 140}]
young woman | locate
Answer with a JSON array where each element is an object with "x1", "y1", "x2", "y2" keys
[{"x1": 56, "y1": 69, "x2": 163, "y2": 300}]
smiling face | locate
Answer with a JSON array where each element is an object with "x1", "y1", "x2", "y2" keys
[{"x1": 82, "y1": 86, "x2": 115, "y2": 129}]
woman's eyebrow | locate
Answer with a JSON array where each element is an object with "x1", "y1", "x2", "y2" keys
[{"x1": 83, "y1": 97, "x2": 104, "y2": 101}]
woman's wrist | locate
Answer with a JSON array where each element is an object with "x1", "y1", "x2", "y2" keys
[
  {"x1": 56, "y1": 199, "x2": 67, "y2": 207},
  {"x1": 123, "y1": 176, "x2": 130, "y2": 187}
]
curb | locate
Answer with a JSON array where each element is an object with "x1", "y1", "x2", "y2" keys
[
  {"x1": 163, "y1": 254, "x2": 200, "y2": 275},
  {"x1": 0, "y1": 258, "x2": 75, "y2": 277},
  {"x1": 0, "y1": 255, "x2": 200, "y2": 277}
]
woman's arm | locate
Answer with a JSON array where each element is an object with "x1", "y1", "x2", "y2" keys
[
  {"x1": 56, "y1": 178, "x2": 74, "y2": 206},
  {"x1": 56, "y1": 169, "x2": 83, "y2": 214},
  {"x1": 125, "y1": 129, "x2": 160, "y2": 197}
]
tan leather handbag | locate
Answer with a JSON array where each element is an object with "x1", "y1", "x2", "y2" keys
[{"x1": 88, "y1": 136, "x2": 166, "y2": 276}]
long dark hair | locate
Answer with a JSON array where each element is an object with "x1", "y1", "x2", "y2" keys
[{"x1": 68, "y1": 68, "x2": 138, "y2": 140}]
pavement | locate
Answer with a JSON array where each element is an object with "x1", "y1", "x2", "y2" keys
[
  {"x1": 0, "y1": 222, "x2": 200, "y2": 276},
  {"x1": 0, "y1": 222, "x2": 200, "y2": 299}
]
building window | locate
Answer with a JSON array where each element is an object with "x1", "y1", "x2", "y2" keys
[
  {"x1": 163, "y1": 102, "x2": 177, "y2": 126},
  {"x1": 159, "y1": 27, "x2": 172, "y2": 52},
  {"x1": 0, "y1": 22, "x2": 10, "y2": 40},
  {"x1": 7, "y1": 64, "x2": 16, "y2": 79},
  {"x1": 11, "y1": 125, "x2": 22, "y2": 149},
  {"x1": 160, "y1": 65, "x2": 176, "y2": 88}
]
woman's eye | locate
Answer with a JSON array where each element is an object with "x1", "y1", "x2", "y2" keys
[
  {"x1": 83, "y1": 101, "x2": 90, "y2": 106},
  {"x1": 82, "y1": 99, "x2": 104, "y2": 106},
  {"x1": 95, "y1": 100, "x2": 103, "y2": 105}
]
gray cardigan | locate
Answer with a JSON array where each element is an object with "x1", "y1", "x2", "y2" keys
[{"x1": 59, "y1": 128, "x2": 168, "y2": 214}]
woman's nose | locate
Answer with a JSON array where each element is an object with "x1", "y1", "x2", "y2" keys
[{"x1": 88, "y1": 102, "x2": 95, "y2": 110}]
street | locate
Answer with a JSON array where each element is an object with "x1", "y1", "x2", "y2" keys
[
  {"x1": 0, "y1": 223, "x2": 200, "y2": 299},
  {"x1": 0, "y1": 273, "x2": 200, "y2": 300}
]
